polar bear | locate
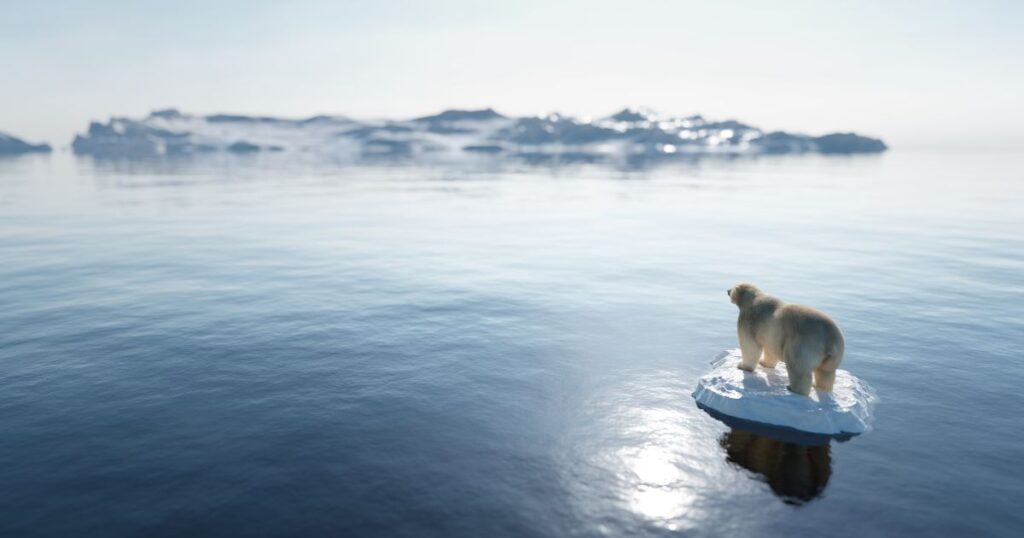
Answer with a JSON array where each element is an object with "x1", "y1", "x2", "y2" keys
[{"x1": 728, "y1": 283, "x2": 844, "y2": 396}]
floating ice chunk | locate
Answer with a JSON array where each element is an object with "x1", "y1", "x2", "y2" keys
[{"x1": 692, "y1": 349, "x2": 876, "y2": 436}]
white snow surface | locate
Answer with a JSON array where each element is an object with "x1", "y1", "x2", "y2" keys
[{"x1": 692, "y1": 349, "x2": 876, "y2": 436}]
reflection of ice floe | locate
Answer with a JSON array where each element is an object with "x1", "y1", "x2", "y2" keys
[{"x1": 692, "y1": 349, "x2": 877, "y2": 437}]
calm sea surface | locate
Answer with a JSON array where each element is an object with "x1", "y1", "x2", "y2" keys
[{"x1": 1, "y1": 150, "x2": 1021, "y2": 536}]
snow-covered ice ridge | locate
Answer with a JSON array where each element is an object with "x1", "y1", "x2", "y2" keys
[
  {"x1": 692, "y1": 349, "x2": 877, "y2": 437},
  {"x1": 71, "y1": 108, "x2": 887, "y2": 160}
]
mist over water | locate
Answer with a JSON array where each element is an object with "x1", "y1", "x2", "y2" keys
[{"x1": 1, "y1": 150, "x2": 1021, "y2": 536}]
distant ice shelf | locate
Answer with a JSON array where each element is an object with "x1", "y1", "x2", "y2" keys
[
  {"x1": 0, "y1": 132, "x2": 51, "y2": 155},
  {"x1": 692, "y1": 349, "x2": 877, "y2": 437},
  {"x1": 69, "y1": 107, "x2": 888, "y2": 161}
]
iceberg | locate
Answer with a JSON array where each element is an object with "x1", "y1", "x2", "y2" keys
[
  {"x1": 692, "y1": 349, "x2": 876, "y2": 437},
  {"x1": 0, "y1": 132, "x2": 51, "y2": 155},
  {"x1": 70, "y1": 108, "x2": 888, "y2": 161}
]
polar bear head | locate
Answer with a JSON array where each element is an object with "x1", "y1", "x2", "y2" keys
[{"x1": 728, "y1": 283, "x2": 761, "y2": 307}]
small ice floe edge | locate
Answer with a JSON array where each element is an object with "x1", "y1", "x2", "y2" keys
[{"x1": 692, "y1": 349, "x2": 877, "y2": 438}]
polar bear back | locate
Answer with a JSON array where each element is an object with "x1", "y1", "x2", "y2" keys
[
  {"x1": 746, "y1": 297, "x2": 844, "y2": 368},
  {"x1": 778, "y1": 303, "x2": 844, "y2": 358}
]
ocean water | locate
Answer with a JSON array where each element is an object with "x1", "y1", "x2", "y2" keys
[{"x1": 1, "y1": 150, "x2": 1021, "y2": 537}]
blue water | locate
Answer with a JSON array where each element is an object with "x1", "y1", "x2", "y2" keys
[{"x1": 1, "y1": 151, "x2": 1022, "y2": 536}]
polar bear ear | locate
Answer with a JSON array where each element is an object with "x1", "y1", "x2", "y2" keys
[
  {"x1": 732, "y1": 283, "x2": 758, "y2": 305},
  {"x1": 728, "y1": 285, "x2": 743, "y2": 304}
]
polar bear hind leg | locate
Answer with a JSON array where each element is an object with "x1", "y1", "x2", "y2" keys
[
  {"x1": 787, "y1": 369, "x2": 813, "y2": 396},
  {"x1": 813, "y1": 365, "x2": 837, "y2": 393},
  {"x1": 783, "y1": 342, "x2": 814, "y2": 396},
  {"x1": 813, "y1": 351, "x2": 841, "y2": 392}
]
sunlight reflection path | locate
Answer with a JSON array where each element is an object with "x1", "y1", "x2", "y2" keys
[{"x1": 560, "y1": 370, "x2": 754, "y2": 533}]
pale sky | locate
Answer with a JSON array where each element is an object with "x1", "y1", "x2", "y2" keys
[{"x1": 2, "y1": 0, "x2": 1022, "y2": 148}]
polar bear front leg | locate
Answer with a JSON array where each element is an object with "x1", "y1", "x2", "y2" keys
[{"x1": 738, "y1": 330, "x2": 762, "y2": 372}]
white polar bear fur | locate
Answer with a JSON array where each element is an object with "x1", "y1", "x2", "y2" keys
[{"x1": 728, "y1": 283, "x2": 845, "y2": 396}]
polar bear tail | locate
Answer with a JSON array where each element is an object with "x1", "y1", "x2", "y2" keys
[{"x1": 824, "y1": 330, "x2": 845, "y2": 368}]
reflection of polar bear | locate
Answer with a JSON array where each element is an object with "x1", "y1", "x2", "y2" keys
[
  {"x1": 728, "y1": 283, "x2": 845, "y2": 396},
  {"x1": 720, "y1": 429, "x2": 831, "y2": 504}
]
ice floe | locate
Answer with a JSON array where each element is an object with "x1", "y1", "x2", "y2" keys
[{"x1": 692, "y1": 349, "x2": 876, "y2": 437}]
